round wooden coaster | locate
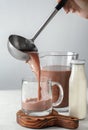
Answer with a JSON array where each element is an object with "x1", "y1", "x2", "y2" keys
[{"x1": 16, "y1": 110, "x2": 79, "y2": 129}]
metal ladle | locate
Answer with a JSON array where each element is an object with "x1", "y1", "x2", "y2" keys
[{"x1": 8, "y1": 0, "x2": 67, "y2": 61}]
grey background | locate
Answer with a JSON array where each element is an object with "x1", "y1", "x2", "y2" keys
[{"x1": 0, "y1": 0, "x2": 88, "y2": 89}]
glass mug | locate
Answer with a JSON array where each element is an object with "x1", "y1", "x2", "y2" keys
[
  {"x1": 21, "y1": 77, "x2": 63, "y2": 116},
  {"x1": 39, "y1": 51, "x2": 78, "y2": 112}
]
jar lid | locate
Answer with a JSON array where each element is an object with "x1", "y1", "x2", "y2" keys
[{"x1": 71, "y1": 60, "x2": 85, "y2": 65}]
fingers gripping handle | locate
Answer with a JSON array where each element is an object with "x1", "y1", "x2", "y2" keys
[{"x1": 55, "y1": 0, "x2": 67, "y2": 10}]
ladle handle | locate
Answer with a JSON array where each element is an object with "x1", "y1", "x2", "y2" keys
[{"x1": 32, "y1": 0, "x2": 67, "y2": 41}]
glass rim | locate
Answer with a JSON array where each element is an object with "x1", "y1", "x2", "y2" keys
[
  {"x1": 39, "y1": 51, "x2": 78, "y2": 58},
  {"x1": 27, "y1": 51, "x2": 78, "y2": 57},
  {"x1": 21, "y1": 76, "x2": 51, "y2": 83}
]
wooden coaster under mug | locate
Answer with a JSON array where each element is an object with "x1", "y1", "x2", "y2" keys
[{"x1": 16, "y1": 109, "x2": 79, "y2": 129}]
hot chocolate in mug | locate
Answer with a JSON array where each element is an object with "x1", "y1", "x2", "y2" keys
[{"x1": 21, "y1": 77, "x2": 63, "y2": 116}]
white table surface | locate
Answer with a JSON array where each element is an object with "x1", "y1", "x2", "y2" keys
[{"x1": 0, "y1": 89, "x2": 88, "y2": 130}]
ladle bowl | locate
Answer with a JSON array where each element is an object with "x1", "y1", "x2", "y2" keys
[{"x1": 8, "y1": 35, "x2": 38, "y2": 60}]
